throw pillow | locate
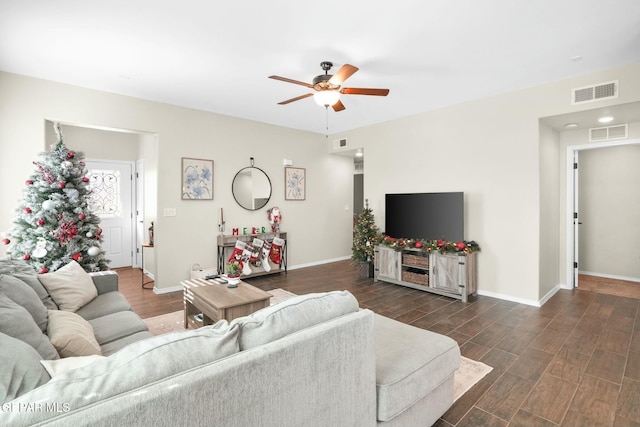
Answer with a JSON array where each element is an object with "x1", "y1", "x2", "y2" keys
[
  {"x1": 47, "y1": 310, "x2": 102, "y2": 358},
  {"x1": 38, "y1": 261, "x2": 97, "y2": 312},
  {"x1": 0, "y1": 274, "x2": 49, "y2": 332},
  {"x1": 40, "y1": 355, "x2": 106, "y2": 377},
  {"x1": 0, "y1": 332, "x2": 51, "y2": 404},
  {"x1": 13, "y1": 272, "x2": 58, "y2": 310},
  {"x1": 231, "y1": 290, "x2": 360, "y2": 350},
  {"x1": 0, "y1": 294, "x2": 59, "y2": 360}
]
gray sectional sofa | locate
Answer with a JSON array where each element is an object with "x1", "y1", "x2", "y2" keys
[{"x1": 1, "y1": 259, "x2": 460, "y2": 427}]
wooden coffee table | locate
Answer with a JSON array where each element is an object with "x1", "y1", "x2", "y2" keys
[{"x1": 182, "y1": 278, "x2": 271, "y2": 328}]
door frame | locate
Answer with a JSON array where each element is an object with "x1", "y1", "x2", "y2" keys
[
  {"x1": 565, "y1": 137, "x2": 640, "y2": 288},
  {"x1": 86, "y1": 158, "x2": 137, "y2": 268}
]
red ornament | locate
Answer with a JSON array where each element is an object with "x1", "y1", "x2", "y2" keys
[
  {"x1": 37, "y1": 219, "x2": 45, "y2": 226},
  {"x1": 39, "y1": 267, "x2": 49, "y2": 274},
  {"x1": 57, "y1": 182, "x2": 66, "y2": 189},
  {"x1": 67, "y1": 152, "x2": 75, "y2": 159},
  {"x1": 72, "y1": 253, "x2": 82, "y2": 261},
  {"x1": 82, "y1": 177, "x2": 89, "y2": 183},
  {"x1": 25, "y1": 180, "x2": 33, "y2": 185},
  {"x1": 437, "y1": 240, "x2": 444, "y2": 247},
  {"x1": 1, "y1": 238, "x2": 10, "y2": 245},
  {"x1": 24, "y1": 207, "x2": 32, "y2": 214},
  {"x1": 78, "y1": 213, "x2": 86, "y2": 220},
  {"x1": 415, "y1": 241, "x2": 423, "y2": 249},
  {"x1": 456, "y1": 242, "x2": 466, "y2": 250},
  {"x1": 23, "y1": 254, "x2": 31, "y2": 260}
]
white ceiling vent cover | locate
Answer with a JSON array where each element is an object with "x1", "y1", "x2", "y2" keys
[
  {"x1": 332, "y1": 138, "x2": 347, "y2": 150},
  {"x1": 589, "y1": 124, "x2": 628, "y2": 142},
  {"x1": 572, "y1": 80, "x2": 618, "y2": 105}
]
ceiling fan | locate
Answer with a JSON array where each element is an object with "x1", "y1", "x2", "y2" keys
[{"x1": 269, "y1": 61, "x2": 389, "y2": 112}]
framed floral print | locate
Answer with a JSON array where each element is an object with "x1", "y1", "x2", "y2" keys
[
  {"x1": 285, "y1": 166, "x2": 305, "y2": 201},
  {"x1": 181, "y1": 157, "x2": 213, "y2": 200}
]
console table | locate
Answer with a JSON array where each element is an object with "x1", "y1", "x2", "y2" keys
[
  {"x1": 374, "y1": 246, "x2": 477, "y2": 302},
  {"x1": 217, "y1": 232, "x2": 287, "y2": 279}
]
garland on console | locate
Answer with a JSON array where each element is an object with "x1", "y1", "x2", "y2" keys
[{"x1": 379, "y1": 235, "x2": 480, "y2": 254}]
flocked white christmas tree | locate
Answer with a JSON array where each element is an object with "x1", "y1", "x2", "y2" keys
[{"x1": 5, "y1": 123, "x2": 109, "y2": 273}]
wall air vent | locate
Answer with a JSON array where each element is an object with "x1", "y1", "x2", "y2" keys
[
  {"x1": 572, "y1": 80, "x2": 618, "y2": 105},
  {"x1": 332, "y1": 138, "x2": 347, "y2": 150},
  {"x1": 589, "y1": 124, "x2": 628, "y2": 142}
]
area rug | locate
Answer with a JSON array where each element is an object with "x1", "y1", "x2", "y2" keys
[
  {"x1": 142, "y1": 288, "x2": 492, "y2": 401},
  {"x1": 454, "y1": 356, "x2": 492, "y2": 401}
]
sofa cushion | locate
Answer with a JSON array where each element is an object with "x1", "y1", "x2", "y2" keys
[
  {"x1": 88, "y1": 311, "x2": 150, "y2": 346},
  {"x1": 0, "y1": 273, "x2": 49, "y2": 332},
  {"x1": 38, "y1": 260, "x2": 97, "y2": 312},
  {"x1": 7, "y1": 322, "x2": 240, "y2": 421},
  {"x1": 47, "y1": 310, "x2": 102, "y2": 358},
  {"x1": 75, "y1": 291, "x2": 132, "y2": 321},
  {"x1": 374, "y1": 314, "x2": 460, "y2": 422},
  {"x1": 41, "y1": 355, "x2": 106, "y2": 377},
  {"x1": 231, "y1": 290, "x2": 359, "y2": 350},
  {"x1": 0, "y1": 294, "x2": 59, "y2": 360},
  {"x1": 0, "y1": 332, "x2": 51, "y2": 403},
  {"x1": 12, "y1": 272, "x2": 58, "y2": 310},
  {"x1": 99, "y1": 331, "x2": 155, "y2": 356}
]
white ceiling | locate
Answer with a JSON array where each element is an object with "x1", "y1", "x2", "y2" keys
[{"x1": 1, "y1": 0, "x2": 640, "y2": 135}]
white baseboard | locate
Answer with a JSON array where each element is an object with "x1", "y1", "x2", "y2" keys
[
  {"x1": 579, "y1": 270, "x2": 640, "y2": 283},
  {"x1": 153, "y1": 284, "x2": 182, "y2": 295},
  {"x1": 288, "y1": 256, "x2": 351, "y2": 271},
  {"x1": 476, "y1": 289, "x2": 542, "y2": 307}
]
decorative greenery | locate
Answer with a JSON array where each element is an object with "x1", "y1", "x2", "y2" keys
[
  {"x1": 226, "y1": 261, "x2": 243, "y2": 277},
  {"x1": 351, "y1": 200, "x2": 382, "y2": 264},
  {"x1": 5, "y1": 123, "x2": 109, "y2": 273},
  {"x1": 379, "y1": 235, "x2": 481, "y2": 255}
]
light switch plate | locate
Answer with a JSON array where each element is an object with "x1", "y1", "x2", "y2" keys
[{"x1": 164, "y1": 208, "x2": 176, "y2": 217}]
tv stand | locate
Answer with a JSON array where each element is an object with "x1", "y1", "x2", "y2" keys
[{"x1": 374, "y1": 246, "x2": 477, "y2": 302}]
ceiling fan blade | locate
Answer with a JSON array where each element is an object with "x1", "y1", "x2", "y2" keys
[
  {"x1": 340, "y1": 87, "x2": 390, "y2": 96},
  {"x1": 328, "y1": 64, "x2": 359, "y2": 86},
  {"x1": 269, "y1": 75, "x2": 314, "y2": 89},
  {"x1": 332, "y1": 99, "x2": 346, "y2": 112},
  {"x1": 277, "y1": 93, "x2": 314, "y2": 105}
]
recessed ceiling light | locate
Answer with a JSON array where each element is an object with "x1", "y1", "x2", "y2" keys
[
  {"x1": 564, "y1": 123, "x2": 578, "y2": 128},
  {"x1": 598, "y1": 116, "x2": 614, "y2": 123},
  {"x1": 570, "y1": 55, "x2": 583, "y2": 62}
]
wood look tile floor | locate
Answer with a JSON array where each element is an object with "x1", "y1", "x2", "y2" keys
[{"x1": 117, "y1": 262, "x2": 640, "y2": 427}]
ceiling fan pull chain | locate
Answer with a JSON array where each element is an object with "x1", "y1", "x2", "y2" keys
[{"x1": 325, "y1": 106, "x2": 330, "y2": 138}]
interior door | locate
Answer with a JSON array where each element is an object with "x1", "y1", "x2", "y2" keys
[
  {"x1": 86, "y1": 160, "x2": 134, "y2": 268},
  {"x1": 572, "y1": 151, "x2": 580, "y2": 288}
]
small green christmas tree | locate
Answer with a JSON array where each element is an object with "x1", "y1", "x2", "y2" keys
[
  {"x1": 352, "y1": 199, "x2": 380, "y2": 265},
  {"x1": 6, "y1": 123, "x2": 109, "y2": 273}
]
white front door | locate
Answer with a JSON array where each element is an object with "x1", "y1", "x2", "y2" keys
[{"x1": 86, "y1": 160, "x2": 134, "y2": 268}]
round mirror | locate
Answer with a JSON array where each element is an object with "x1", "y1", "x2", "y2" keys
[{"x1": 232, "y1": 167, "x2": 272, "y2": 211}]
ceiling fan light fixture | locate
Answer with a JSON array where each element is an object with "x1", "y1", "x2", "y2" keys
[{"x1": 314, "y1": 90, "x2": 341, "y2": 107}]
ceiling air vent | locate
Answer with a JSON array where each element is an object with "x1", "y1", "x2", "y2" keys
[
  {"x1": 572, "y1": 81, "x2": 618, "y2": 105},
  {"x1": 332, "y1": 138, "x2": 347, "y2": 150},
  {"x1": 589, "y1": 124, "x2": 628, "y2": 142}
]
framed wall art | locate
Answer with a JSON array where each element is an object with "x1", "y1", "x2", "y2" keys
[
  {"x1": 181, "y1": 157, "x2": 213, "y2": 200},
  {"x1": 285, "y1": 166, "x2": 306, "y2": 201}
]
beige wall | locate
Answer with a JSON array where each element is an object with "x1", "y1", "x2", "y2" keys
[
  {"x1": 330, "y1": 62, "x2": 640, "y2": 305},
  {"x1": 0, "y1": 71, "x2": 354, "y2": 292},
  {"x1": 1, "y1": 62, "x2": 639, "y2": 302}
]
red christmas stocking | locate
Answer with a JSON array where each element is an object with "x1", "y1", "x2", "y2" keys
[
  {"x1": 228, "y1": 240, "x2": 246, "y2": 264},
  {"x1": 269, "y1": 237, "x2": 284, "y2": 265},
  {"x1": 261, "y1": 240, "x2": 272, "y2": 272}
]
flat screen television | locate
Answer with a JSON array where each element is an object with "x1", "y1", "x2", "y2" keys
[{"x1": 384, "y1": 192, "x2": 464, "y2": 241}]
